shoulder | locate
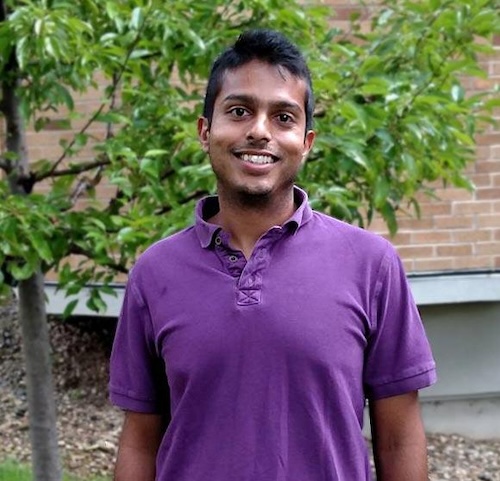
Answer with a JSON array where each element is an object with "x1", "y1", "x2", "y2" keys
[
  {"x1": 301, "y1": 211, "x2": 402, "y2": 285},
  {"x1": 308, "y1": 211, "x2": 393, "y2": 259},
  {"x1": 129, "y1": 225, "x2": 199, "y2": 281},
  {"x1": 144, "y1": 225, "x2": 198, "y2": 256}
]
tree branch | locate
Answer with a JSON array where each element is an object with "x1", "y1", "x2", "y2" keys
[
  {"x1": 44, "y1": 5, "x2": 153, "y2": 177},
  {"x1": 0, "y1": 0, "x2": 30, "y2": 194},
  {"x1": 398, "y1": 44, "x2": 460, "y2": 119},
  {"x1": 105, "y1": 72, "x2": 120, "y2": 141},
  {"x1": 34, "y1": 156, "x2": 111, "y2": 182},
  {"x1": 0, "y1": 156, "x2": 10, "y2": 172},
  {"x1": 69, "y1": 163, "x2": 105, "y2": 205},
  {"x1": 105, "y1": 162, "x2": 177, "y2": 215},
  {"x1": 154, "y1": 189, "x2": 208, "y2": 216},
  {"x1": 67, "y1": 243, "x2": 129, "y2": 274},
  {"x1": 47, "y1": 103, "x2": 107, "y2": 176}
]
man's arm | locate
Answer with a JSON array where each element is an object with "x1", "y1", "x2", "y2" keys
[
  {"x1": 114, "y1": 411, "x2": 164, "y2": 481},
  {"x1": 369, "y1": 390, "x2": 429, "y2": 481}
]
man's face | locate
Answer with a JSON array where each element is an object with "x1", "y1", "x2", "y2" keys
[{"x1": 198, "y1": 59, "x2": 315, "y2": 204}]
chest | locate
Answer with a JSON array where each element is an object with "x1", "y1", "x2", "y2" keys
[{"x1": 148, "y1": 245, "x2": 372, "y2": 394}]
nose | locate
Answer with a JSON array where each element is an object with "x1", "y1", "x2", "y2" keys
[{"x1": 247, "y1": 113, "x2": 271, "y2": 143}]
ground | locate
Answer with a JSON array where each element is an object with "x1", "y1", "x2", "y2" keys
[
  {"x1": 0, "y1": 298, "x2": 121, "y2": 479},
  {"x1": 1, "y1": 297, "x2": 499, "y2": 480}
]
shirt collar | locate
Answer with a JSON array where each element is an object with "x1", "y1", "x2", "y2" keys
[{"x1": 194, "y1": 186, "x2": 313, "y2": 249}]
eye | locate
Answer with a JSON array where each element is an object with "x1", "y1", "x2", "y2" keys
[
  {"x1": 229, "y1": 107, "x2": 248, "y2": 117},
  {"x1": 277, "y1": 113, "x2": 293, "y2": 123}
]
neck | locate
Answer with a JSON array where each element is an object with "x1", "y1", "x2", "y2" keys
[{"x1": 211, "y1": 188, "x2": 296, "y2": 258}]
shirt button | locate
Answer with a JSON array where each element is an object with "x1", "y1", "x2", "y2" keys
[
  {"x1": 215, "y1": 236, "x2": 222, "y2": 246},
  {"x1": 229, "y1": 255, "x2": 238, "y2": 262}
]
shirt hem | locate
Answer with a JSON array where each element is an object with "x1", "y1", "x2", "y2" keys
[
  {"x1": 367, "y1": 366, "x2": 437, "y2": 400},
  {"x1": 109, "y1": 387, "x2": 162, "y2": 413}
]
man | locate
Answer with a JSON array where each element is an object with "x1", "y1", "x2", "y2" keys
[{"x1": 110, "y1": 29, "x2": 436, "y2": 481}]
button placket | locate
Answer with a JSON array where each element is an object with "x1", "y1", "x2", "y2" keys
[
  {"x1": 236, "y1": 239, "x2": 273, "y2": 306},
  {"x1": 212, "y1": 232, "x2": 245, "y2": 277}
]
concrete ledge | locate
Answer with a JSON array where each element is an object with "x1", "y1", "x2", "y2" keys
[
  {"x1": 364, "y1": 396, "x2": 500, "y2": 439},
  {"x1": 45, "y1": 283, "x2": 125, "y2": 317},
  {"x1": 421, "y1": 396, "x2": 500, "y2": 439},
  {"x1": 409, "y1": 271, "x2": 500, "y2": 306},
  {"x1": 44, "y1": 271, "x2": 500, "y2": 317}
]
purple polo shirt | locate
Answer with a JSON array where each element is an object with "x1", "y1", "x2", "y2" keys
[{"x1": 109, "y1": 187, "x2": 436, "y2": 481}]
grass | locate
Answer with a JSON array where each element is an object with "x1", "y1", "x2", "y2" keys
[{"x1": 0, "y1": 459, "x2": 110, "y2": 481}]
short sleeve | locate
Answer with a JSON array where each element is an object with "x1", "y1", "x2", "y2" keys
[
  {"x1": 363, "y1": 245, "x2": 437, "y2": 400},
  {"x1": 109, "y1": 273, "x2": 168, "y2": 413}
]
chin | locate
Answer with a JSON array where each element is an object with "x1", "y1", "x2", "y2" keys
[
  {"x1": 240, "y1": 185, "x2": 273, "y2": 196},
  {"x1": 233, "y1": 187, "x2": 273, "y2": 207}
]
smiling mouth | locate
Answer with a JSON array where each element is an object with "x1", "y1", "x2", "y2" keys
[{"x1": 236, "y1": 153, "x2": 278, "y2": 165}]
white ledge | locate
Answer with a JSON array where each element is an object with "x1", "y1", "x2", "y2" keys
[
  {"x1": 43, "y1": 271, "x2": 500, "y2": 317},
  {"x1": 408, "y1": 271, "x2": 500, "y2": 306}
]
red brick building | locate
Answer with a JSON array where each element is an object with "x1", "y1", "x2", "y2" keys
[{"x1": 325, "y1": 0, "x2": 500, "y2": 274}]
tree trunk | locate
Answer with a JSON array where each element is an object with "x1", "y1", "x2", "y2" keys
[
  {"x1": 18, "y1": 272, "x2": 62, "y2": 481},
  {"x1": 1, "y1": 2, "x2": 62, "y2": 479}
]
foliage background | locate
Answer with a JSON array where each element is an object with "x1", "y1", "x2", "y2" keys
[{"x1": 1, "y1": 0, "x2": 499, "y2": 313}]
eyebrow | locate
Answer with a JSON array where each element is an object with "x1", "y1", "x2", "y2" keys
[{"x1": 221, "y1": 94, "x2": 303, "y2": 113}]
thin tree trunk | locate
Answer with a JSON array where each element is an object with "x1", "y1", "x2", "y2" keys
[
  {"x1": 1, "y1": 2, "x2": 62, "y2": 480},
  {"x1": 18, "y1": 272, "x2": 62, "y2": 481}
]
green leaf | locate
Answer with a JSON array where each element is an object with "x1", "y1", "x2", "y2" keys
[
  {"x1": 130, "y1": 7, "x2": 144, "y2": 30},
  {"x1": 30, "y1": 232, "x2": 53, "y2": 263},
  {"x1": 339, "y1": 101, "x2": 368, "y2": 129},
  {"x1": 451, "y1": 85, "x2": 464, "y2": 102},
  {"x1": 402, "y1": 153, "x2": 417, "y2": 176},
  {"x1": 186, "y1": 30, "x2": 206, "y2": 51},
  {"x1": 74, "y1": 133, "x2": 88, "y2": 147},
  {"x1": 30, "y1": 158, "x2": 53, "y2": 176},
  {"x1": 88, "y1": 217, "x2": 107, "y2": 230},
  {"x1": 144, "y1": 149, "x2": 169, "y2": 157},
  {"x1": 86, "y1": 290, "x2": 107, "y2": 313},
  {"x1": 359, "y1": 77, "x2": 390, "y2": 96},
  {"x1": 62, "y1": 299, "x2": 79, "y2": 319},
  {"x1": 376, "y1": 8, "x2": 394, "y2": 26},
  {"x1": 95, "y1": 112, "x2": 131, "y2": 125},
  {"x1": 129, "y1": 49, "x2": 152, "y2": 59},
  {"x1": 10, "y1": 262, "x2": 35, "y2": 281},
  {"x1": 380, "y1": 202, "x2": 398, "y2": 236}
]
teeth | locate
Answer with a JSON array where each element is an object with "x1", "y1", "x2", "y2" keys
[{"x1": 241, "y1": 154, "x2": 274, "y2": 164}]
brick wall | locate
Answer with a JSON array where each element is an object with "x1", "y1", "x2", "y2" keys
[
  {"x1": 26, "y1": 75, "x2": 111, "y2": 204},
  {"x1": 2, "y1": 4, "x2": 499, "y2": 276},
  {"x1": 325, "y1": 0, "x2": 500, "y2": 274}
]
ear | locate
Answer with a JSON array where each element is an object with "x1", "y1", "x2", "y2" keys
[
  {"x1": 197, "y1": 117, "x2": 210, "y2": 153},
  {"x1": 301, "y1": 130, "x2": 316, "y2": 164}
]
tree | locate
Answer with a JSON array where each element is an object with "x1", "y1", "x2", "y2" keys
[{"x1": 0, "y1": 0, "x2": 498, "y2": 479}]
